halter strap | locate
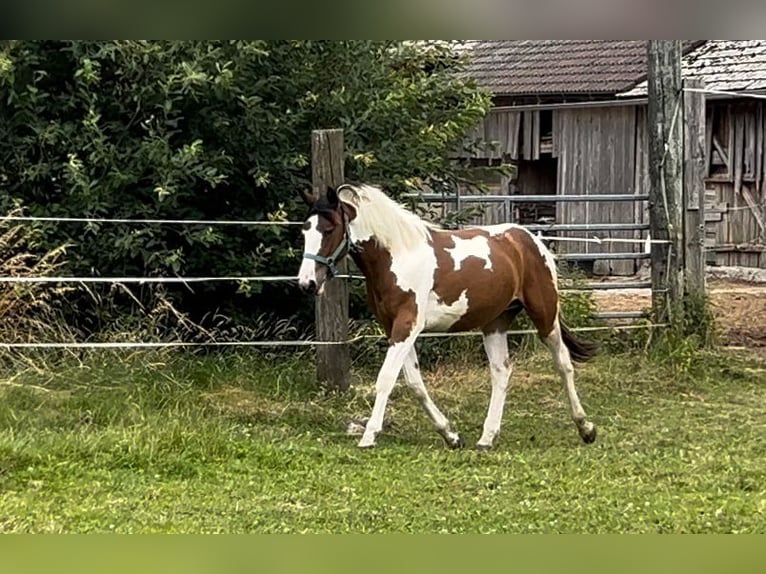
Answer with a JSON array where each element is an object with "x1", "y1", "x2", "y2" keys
[
  {"x1": 302, "y1": 210, "x2": 354, "y2": 278},
  {"x1": 302, "y1": 235, "x2": 348, "y2": 278}
]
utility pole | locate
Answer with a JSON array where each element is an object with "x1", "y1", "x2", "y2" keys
[{"x1": 647, "y1": 41, "x2": 685, "y2": 324}]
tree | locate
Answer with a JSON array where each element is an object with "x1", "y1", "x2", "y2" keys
[{"x1": 0, "y1": 41, "x2": 491, "y2": 331}]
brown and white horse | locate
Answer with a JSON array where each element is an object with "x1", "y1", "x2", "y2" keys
[{"x1": 298, "y1": 183, "x2": 599, "y2": 450}]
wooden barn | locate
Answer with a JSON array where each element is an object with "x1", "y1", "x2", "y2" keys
[{"x1": 457, "y1": 40, "x2": 766, "y2": 274}]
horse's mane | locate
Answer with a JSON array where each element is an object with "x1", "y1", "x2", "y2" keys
[{"x1": 339, "y1": 184, "x2": 437, "y2": 253}]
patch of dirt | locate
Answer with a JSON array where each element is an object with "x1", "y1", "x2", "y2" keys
[
  {"x1": 590, "y1": 279, "x2": 766, "y2": 357},
  {"x1": 707, "y1": 281, "x2": 766, "y2": 352}
]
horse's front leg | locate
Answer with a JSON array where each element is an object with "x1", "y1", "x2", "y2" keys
[
  {"x1": 402, "y1": 347, "x2": 464, "y2": 449},
  {"x1": 358, "y1": 322, "x2": 421, "y2": 448}
]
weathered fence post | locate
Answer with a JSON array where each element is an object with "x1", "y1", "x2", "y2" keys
[
  {"x1": 647, "y1": 40, "x2": 685, "y2": 323},
  {"x1": 311, "y1": 129, "x2": 351, "y2": 392},
  {"x1": 683, "y1": 78, "x2": 707, "y2": 297}
]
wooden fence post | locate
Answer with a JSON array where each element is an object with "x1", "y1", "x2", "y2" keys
[
  {"x1": 647, "y1": 41, "x2": 685, "y2": 324},
  {"x1": 311, "y1": 129, "x2": 351, "y2": 392},
  {"x1": 683, "y1": 78, "x2": 707, "y2": 297}
]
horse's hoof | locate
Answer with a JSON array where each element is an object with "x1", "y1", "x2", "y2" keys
[
  {"x1": 357, "y1": 434, "x2": 377, "y2": 448},
  {"x1": 579, "y1": 422, "x2": 597, "y2": 444},
  {"x1": 475, "y1": 443, "x2": 493, "y2": 452},
  {"x1": 447, "y1": 433, "x2": 465, "y2": 450}
]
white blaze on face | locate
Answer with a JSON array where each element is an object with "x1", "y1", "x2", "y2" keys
[
  {"x1": 446, "y1": 235, "x2": 492, "y2": 270},
  {"x1": 298, "y1": 215, "x2": 322, "y2": 290}
]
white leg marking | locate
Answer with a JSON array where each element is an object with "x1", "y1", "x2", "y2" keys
[
  {"x1": 477, "y1": 330, "x2": 512, "y2": 448},
  {"x1": 358, "y1": 337, "x2": 416, "y2": 448},
  {"x1": 544, "y1": 321, "x2": 595, "y2": 441},
  {"x1": 402, "y1": 348, "x2": 462, "y2": 447}
]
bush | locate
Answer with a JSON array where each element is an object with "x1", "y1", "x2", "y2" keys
[{"x1": 0, "y1": 41, "x2": 491, "y2": 334}]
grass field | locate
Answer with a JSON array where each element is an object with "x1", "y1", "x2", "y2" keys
[{"x1": 0, "y1": 345, "x2": 764, "y2": 533}]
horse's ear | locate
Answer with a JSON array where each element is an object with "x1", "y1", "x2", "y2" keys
[
  {"x1": 337, "y1": 185, "x2": 360, "y2": 206},
  {"x1": 300, "y1": 186, "x2": 318, "y2": 206},
  {"x1": 325, "y1": 185, "x2": 339, "y2": 206}
]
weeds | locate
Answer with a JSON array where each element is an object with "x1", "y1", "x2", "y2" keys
[{"x1": 0, "y1": 215, "x2": 74, "y2": 345}]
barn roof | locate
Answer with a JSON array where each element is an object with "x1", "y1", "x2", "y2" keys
[
  {"x1": 464, "y1": 41, "x2": 652, "y2": 97},
  {"x1": 463, "y1": 40, "x2": 702, "y2": 97},
  {"x1": 619, "y1": 40, "x2": 766, "y2": 96}
]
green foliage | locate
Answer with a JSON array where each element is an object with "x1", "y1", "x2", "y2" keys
[
  {"x1": 643, "y1": 293, "x2": 717, "y2": 373},
  {"x1": 0, "y1": 41, "x2": 491, "y2": 331},
  {"x1": 557, "y1": 262, "x2": 599, "y2": 327},
  {"x1": 602, "y1": 291, "x2": 717, "y2": 374}
]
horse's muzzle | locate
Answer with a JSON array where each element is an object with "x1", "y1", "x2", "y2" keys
[{"x1": 300, "y1": 279, "x2": 318, "y2": 295}]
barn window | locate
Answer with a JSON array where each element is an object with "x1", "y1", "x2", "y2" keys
[
  {"x1": 707, "y1": 104, "x2": 733, "y2": 181},
  {"x1": 540, "y1": 110, "x2": 553, "y2": 154}
]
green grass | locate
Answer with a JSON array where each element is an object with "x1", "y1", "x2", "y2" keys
[{"x1": 0, "y1": 347, "x2": 764, "y2": 533}]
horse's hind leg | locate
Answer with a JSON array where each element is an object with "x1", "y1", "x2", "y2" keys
[
  {"x1": 402, "y1": 348, "x2": 464, "y2": 449},
  {"x1": 477, "y1": 316, "x2": 514, "y2": 450},
  {"x1": 523, "y1": 285, "x2": 597, "y2": 444},
  {"x1": 543, "y1": 320, "x2": 597, "y2": 444}
]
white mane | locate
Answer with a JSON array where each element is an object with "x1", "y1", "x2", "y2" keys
[{"x1": 338, "y1": 184, "x2": 436, "y2": 253}]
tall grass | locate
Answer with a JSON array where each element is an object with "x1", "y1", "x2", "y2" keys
[{"x1": 0, "y1": 216, "x2": 78, "y2": 357}]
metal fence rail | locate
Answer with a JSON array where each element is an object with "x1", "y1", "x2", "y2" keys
[
  {"x1": 405, "y1": 193, "x2": 649, "y2": 203},
  {"x1": 406, "y1": 190, "x2": 655, "y2": 326}
]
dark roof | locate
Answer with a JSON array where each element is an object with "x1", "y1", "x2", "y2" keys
[{"x1": 464, "y1": 40, "x2": 702, "y2": 97}]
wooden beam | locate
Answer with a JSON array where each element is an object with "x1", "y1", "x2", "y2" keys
[
  {"x1": 311, "y1": 129, "x2": 351, "y2": 393},
  {"x1": 647, "y1": 41, "x2": 685, "y2": 323},
  {"x1": 683, "y1": 78, "x2": 707, "y2": 296}
]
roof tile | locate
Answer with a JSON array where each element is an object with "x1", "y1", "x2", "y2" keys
[{"x1": 463, "y1": 40, "x2": 652, "y2": 96}]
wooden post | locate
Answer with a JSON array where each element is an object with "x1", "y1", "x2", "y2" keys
[
  {"x1": 311, "y1": 129, "x2": 351, "y2": 392},
  {"x1": 683, "y1": 78, "x2": 707, "y2": 297},
  {"x1": 647, "y1": 41, "x2": 685, "y2": 323}
]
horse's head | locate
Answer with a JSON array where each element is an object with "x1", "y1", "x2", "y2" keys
[{"x1": 297, "y1": 184, "x2": 357, "y2": 295}]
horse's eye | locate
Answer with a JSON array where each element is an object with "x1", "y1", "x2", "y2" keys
[{"x1": 322, "y1": 228, "x2": 334, "y2": 237}]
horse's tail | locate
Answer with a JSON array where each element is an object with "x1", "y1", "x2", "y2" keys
[{"x1": 559, "y1": 320, "x2": 600, "y2": 363}]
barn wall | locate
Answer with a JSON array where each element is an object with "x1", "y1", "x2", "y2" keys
[
  {"x1": 554, "y1": 105, "x2": 643, "y2": 275},
  {"x1": 704, "y1": 101, "x2": 766, "y2": 268},
  {"x1": 455, "y1": 97, "x2": 766, "y2": 272}
]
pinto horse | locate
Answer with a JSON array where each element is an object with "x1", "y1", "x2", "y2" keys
[{"x1": 298, "y1": 183, "x2": 598, "y2": 450}]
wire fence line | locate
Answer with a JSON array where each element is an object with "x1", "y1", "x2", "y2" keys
[
  {"x1": 0, "y1": 215, "x2": 302, "y2": 226},
  {"x1": 0, "y1": 194, "x2": 667, "y2": 352},
  {"x1": 1, "y1": 213, "x2": 673, "y2": 245},
  {"x1": 0, "y1": 322, "x2": 666, "y2": 350}
]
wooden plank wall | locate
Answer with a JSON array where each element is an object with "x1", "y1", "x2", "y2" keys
[
  {"x1": 634, "y1": 105, "x2": 650, "y2": 274},
  {"x1": 555, "y1": 106, "x2": 642, "y2": 275},
  {"x1": 456, "y1": 110, "x2": 522, "y2": 159},
  {"x1": 455, "y1": 99, "x2": 766, "y2": 272},
  {"x1": 705, "y1": 101, "x2": 766, "y2": 268}
]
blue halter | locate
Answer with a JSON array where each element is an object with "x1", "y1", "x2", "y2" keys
[
  {"x1": 302, "y1": 210, "x2": 353, "y2": 277},
  {"x1": 302, "y1": 234, "x2": 349, "y2": 278}
]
